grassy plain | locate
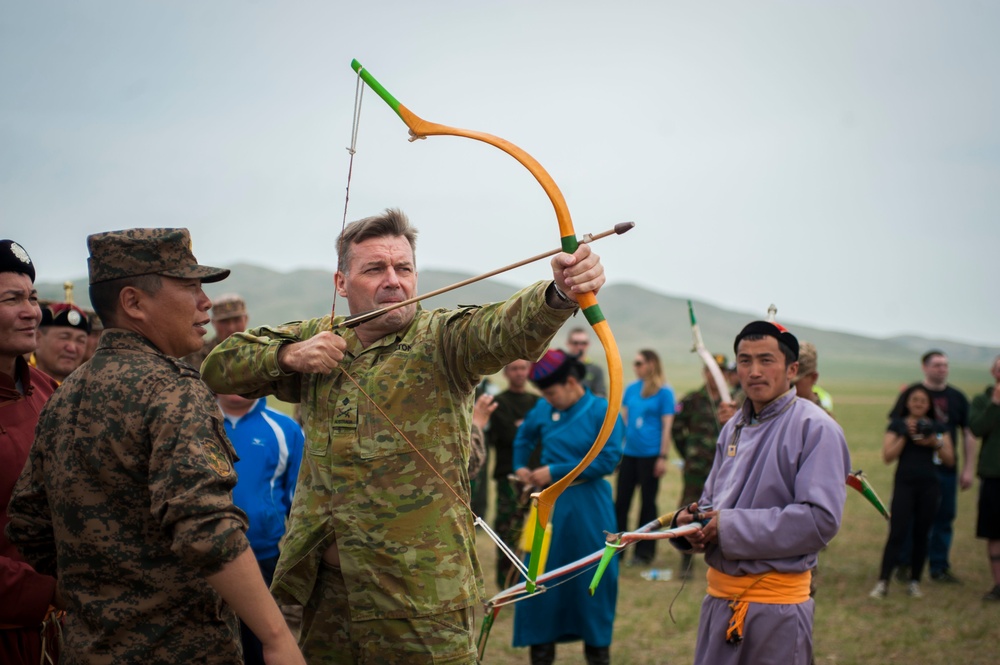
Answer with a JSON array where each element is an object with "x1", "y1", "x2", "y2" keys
[{"x1": 469, "y1": 374, "x2": 1000, "y2": 665}]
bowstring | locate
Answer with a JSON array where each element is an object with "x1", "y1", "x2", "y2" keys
[
  {"x1": 331, "y1": 66, "x2": 530, "y2": 604},
  {"x1": 332, "y1": 68, "x2": 365, "y2": 321},
  {"x1": 337, "y1": 367, "x2": 529, "y2": 578}
]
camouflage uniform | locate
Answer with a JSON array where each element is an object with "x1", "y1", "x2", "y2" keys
[
  {"x1": 671, "y1": 385, "x2": 722, "y2": 506},
  {"x1": 201, "y1": 280, "x2": 573, "y2": 662},
  {"x1": 7, "y1": 330, "x2": 250, "y2": 665},
  {"x1": 182, "y1": 335, "x2": 219, "y2": 370}
]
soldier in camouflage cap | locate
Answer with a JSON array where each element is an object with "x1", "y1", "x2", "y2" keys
[
  {"x1": 201, "y1": 208, "x2": 605, "y2": 663},
  {"x1": 7, "y1": 228, "x2": 304, "y2": 665}
]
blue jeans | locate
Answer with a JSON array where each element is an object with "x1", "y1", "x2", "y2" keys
[
  {"x1": 898, "y1": 467, "x2": 955, "y2": 575},
  {"x1": 928, "y1": 468, "x2": 957, "y2": 574}
]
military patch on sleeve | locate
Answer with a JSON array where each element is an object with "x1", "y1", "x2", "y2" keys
[{"x1": 203, "y1": 442, "x2": 234, "y2": 477}]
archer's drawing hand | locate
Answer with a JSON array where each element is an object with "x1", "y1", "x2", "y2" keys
[
  {"x1": 551, "y1": 244, "x2": 605, "y2": 302},
  {"x1": 277, "y1": 332, "x2": 347, "y2": 375}
]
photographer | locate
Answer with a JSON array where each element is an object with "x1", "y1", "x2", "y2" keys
[{"x1": 870, "y1": 384, "x2": 954, "y2": 598}]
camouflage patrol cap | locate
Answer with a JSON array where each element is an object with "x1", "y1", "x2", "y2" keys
[
  {"x1": 0, "y1": 239, "x2": 35, "y2": 282},
  {"x1": 211, "y1": 293, "x2": 247, "y2": 321},
  {"x1": 83, "y1": 309, "x2": 104, "y2": 333},
  {"x1": 793, "y1": 342, "x2": 818, "y2": 383},
  {"x1": 87, "y1": 228, "x2": 229, "y2": 285}
]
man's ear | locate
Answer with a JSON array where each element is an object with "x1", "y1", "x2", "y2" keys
[
  {"x1": 334, "y1": 271, "x2": 348, "y2": 298},
  {"x1": 117, "y1": 286, "x2": 147, "y2": 324},
  {"x1": 786, "y1": 361, "x2": 799, "y2": 382}
]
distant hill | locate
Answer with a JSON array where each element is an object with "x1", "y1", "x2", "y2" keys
[{"x1": 38, "y1": 264, "x2": 998, "y2": 393}]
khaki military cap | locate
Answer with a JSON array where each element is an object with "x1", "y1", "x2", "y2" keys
[
  {"x1": 794, "y1": 342, "x2": 818, "y2": 382},
  {"x1": 87, "y1": 228, "x2": 229, "y2": 285},
  {"x1": 211, "y1": 293, "x2": 247, "y2": 321},
  {"x1": 84, "y1": 309, "x2": 104, "y2": 332}
]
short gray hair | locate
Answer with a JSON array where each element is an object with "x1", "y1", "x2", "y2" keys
[{"x1": 337, "y1": 208, "x2": 418, "y2": 273}]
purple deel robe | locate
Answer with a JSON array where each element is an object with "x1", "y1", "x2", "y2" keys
[{"x1": 678, "y1": 389, "x2": 850, "y2": 665}]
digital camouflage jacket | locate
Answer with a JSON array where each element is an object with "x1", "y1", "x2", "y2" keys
[{"x1": 7, "y1": 330, "x2": 249, "y2": 665}]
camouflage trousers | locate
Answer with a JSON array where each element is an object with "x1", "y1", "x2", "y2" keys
[
  {"x1": 680, "y1": 473, "x2": 708, "y2": 508},
  {"x1": 301, "y1": 561, "x2": 477, "y2": 664}
]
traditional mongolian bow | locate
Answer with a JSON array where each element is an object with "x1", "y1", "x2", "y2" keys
[
  {"x1": 349, "y1": 59, "x2": 624, "y2": 593},
  {"x1": 687, "y1": 300, "x2": 732, "y2": 404},
  {"x1": 476, "y1": 509, "x2": 705, "y2": 660}
]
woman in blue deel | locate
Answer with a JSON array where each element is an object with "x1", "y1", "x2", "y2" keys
[{"x1": 512, "y1": 349, "x2": 624, "y2": 665}]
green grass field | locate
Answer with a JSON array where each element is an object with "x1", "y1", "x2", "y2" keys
[{"x1": 468, "y1": 376, "x2": 1000, "y2": 665}]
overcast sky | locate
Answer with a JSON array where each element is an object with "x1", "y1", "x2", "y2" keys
[{"x1": 2, "y1": 1, "x2": 997, "y2": 346}]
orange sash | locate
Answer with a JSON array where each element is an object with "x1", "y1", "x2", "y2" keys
[{"x1": 706, "y1": 567, "x2": 811, "y2": 644}]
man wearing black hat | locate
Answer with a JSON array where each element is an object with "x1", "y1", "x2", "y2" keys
[
  {"x1": 674, "y1": 321, "x2": 850, "y2": 665},
  {"x1": 7, "y1": 229, "x2": 304, "y2": 665},
  {"x1": 0, "y1": 240, "x2": 61, "y2": 665},
  {"x1": 31, "y1": 303, "x2": 90, "y2": 383}
]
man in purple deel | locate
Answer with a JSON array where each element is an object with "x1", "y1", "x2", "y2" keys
[{"x1": 674, "y1": 320, "x2": 850, "y2": 665}]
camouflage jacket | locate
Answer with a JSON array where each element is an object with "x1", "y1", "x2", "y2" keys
[
  {"x1": 671, "y1": 385, "x2": 722, "y2": 486},
  {"x1": 182, "y1": 335, "x2": 219, "y2": 370},
  {"x1": 201, "y1": 280, "x2": 574, "y2": 620},
  {"x1": 7, "y1": 330, "x2": 250, "y2": 665}
]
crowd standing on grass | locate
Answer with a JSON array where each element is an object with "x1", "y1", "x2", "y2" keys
[
  {"x1": 891, "y1": 350, "x2": 977, "y2": 585},
  {"x1": 512, "y1": 350, "x2": 624, "y2": 665},
  {"x1": 6, "y1": 220, "x2": 1000, "y2": 665},
  {"x1": 613, "y1": 348, "x2": 675, "y2": 567},
  {"x1": 970, "y1": 355, "x2": 1000, "y2": 601},
  {"x1": 870, "y1": 384, "x2": 955, "y2": 600}
]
